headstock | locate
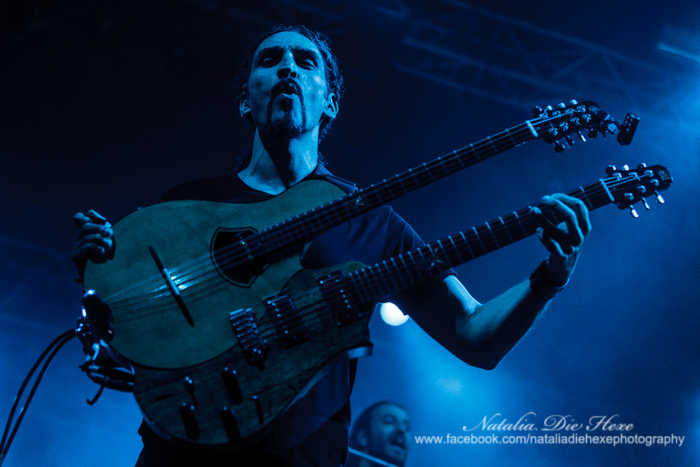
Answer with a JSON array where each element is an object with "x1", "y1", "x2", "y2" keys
[
  {"x1": 605, "y1": 164, "x2": 673, "y2": 217},
  {"x1": 531, "y1": 100, "x2": 639, "y2": 152}
]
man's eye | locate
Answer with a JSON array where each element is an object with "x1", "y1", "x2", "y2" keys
[{"x1": 298, "y1": 58, "x2": 316, "y2": 68}]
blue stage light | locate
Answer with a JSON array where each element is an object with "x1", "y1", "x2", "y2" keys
[{"x1": 379, "y1": 302, "x2": 409, "y2": 326}]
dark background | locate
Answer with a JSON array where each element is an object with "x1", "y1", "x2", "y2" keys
[{"x1": 1, "y1": 1, "x2": 699, "y2": 466}]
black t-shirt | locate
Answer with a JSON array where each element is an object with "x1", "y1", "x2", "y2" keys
[{"x1": 136, "y1": 166, "x2": 435, "y2": 467}]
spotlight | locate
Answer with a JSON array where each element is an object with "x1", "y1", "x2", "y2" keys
[{"x1": 379, "y1": 302, "x2": 409, "y2": 326}]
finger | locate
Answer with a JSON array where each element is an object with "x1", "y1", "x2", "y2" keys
[
  {"x1": 552, "y1": 193, "x2": 592, "y2": 237},
  {"x1": 86, "y1": 210, "x2": 111, "y2": 228},
  {"x1": 73, "y1": 212, "x2": 91, "y2": 229},
  {"x1": 73, "y1": 210, "x2": 111, "y2": 230},
  {"x1": 536, "y1": 226, "x2": 568, "y2": 258},
  {"x1": 75, "y1": 227, "x2": 114, "y2": 251},
  {"x1": 530, "y1": 204, "x2": 574, "y2": 254},
  {"x1": 541, "y1": 195, "x2": 583, "y2": 250},
  {"x1": 72, "y1": 243, "x2": 106, "y2": 263},
  {"x1": 75, "y1": 232, "x2": 114, "y2": 250}
]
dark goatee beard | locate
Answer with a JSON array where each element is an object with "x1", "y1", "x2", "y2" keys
[
  {"x1": 265, "y1": 94, "x2": 307, "y2": 140},
  {"x1": 268, "y1": 114, "x2": 304, "y2": 139}
]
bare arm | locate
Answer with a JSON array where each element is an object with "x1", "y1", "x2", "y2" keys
[{"x1": 399, "y1": 193, "x2": 591, "y2": 370}]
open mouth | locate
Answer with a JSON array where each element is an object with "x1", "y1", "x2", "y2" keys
[{"x1": 273, "y1": 79, "x2": 301, "y2": 98}]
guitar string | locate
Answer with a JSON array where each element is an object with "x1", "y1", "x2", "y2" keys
[
  {"x1": 167, "y1": 117, "x2": 543, "y2": 285},
  {"x1": 113, "y1": 169, "x2": 633, "y2": 374},
  {"x1": 105, "y1": 110, "x2": 601, "y2": 321},
  {"x1": 104, "y1": 111, "x2": 569, "y2": 316},
  {"x1": 104, "y1": 119, "x2": 536, "y2": 307},
  {"x1": 105, "y1": 118, "x2": 603, "y2": 328},
  {"x1": 238, "y1": 172, "x2": 645, "y2": 338},
  {"x1": 112, "y1": 174, "x2": 627, "y2": 354},
  {"x1": 105, "y1": 121, "x2": 538, "y2": 320},
  {"x1": 107, "y1": 172, "x2": 640, "y2": 338},
  {"x1": 107, "y1": 171, "x2": 654, "y2": 375}
]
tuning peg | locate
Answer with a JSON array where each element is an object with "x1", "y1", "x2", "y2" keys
[
  {"x1": 532, "y1": 106, "x2": 544, "y2": 117},
  {"x1": 605, "y1": 165, "x2": 617, "y2": 176},
  {"x1": 545, "y1": 105, "x2": 554, "y2": 112},
  {"x1": 638, "y1": 163, "x2": 647, "y2": 169},
  {"x1": 569, "y1": 99, "x2": 578, "y2": 106},
  {"x1": 622, "y1": 164, "x2": 630, "y2": 171},
  {"x1": 554, "y1": 142, "x2": 566, "y2": 153},
  {"x1": 629, "y1": 206, "x2": 639, "y2": 218},
  {"x1": 641, "y1": 197, "x2": 651, "y2": 211},
  {"x1": 655, "y1": 192, "x2": 666, "y2": 204},
  {"x1": 557, "y1": 102, "x2": 567, "y2": 109},
  {"x1": 576, "y1": 131, "x2": 587, "y2": 143}
]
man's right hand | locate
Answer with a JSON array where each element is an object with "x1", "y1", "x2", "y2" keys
[{"x1": 72, "y1": 210, "x2": 115, "y2": 279}]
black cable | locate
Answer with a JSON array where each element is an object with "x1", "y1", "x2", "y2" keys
[{"x1": 1, "y1": 329, "x2": 77, "y2": 462}]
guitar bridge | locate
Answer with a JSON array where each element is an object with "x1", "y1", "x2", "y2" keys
[{"x1": 229, "y1": 308, "x2": 268, "y2": 365}]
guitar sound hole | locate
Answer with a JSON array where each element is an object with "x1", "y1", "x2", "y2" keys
[{"x1": 211, "y1": 227, "x2": 270, "y2": 287}]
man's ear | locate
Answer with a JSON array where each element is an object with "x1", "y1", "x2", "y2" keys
[
  {"x1": 356, "y1": 429, "x2": 369, "y2": 449},
  {"x1": 239, "y1": 91, "x2": 250, "y2": 117},
  {"x1": 322, "y1": 92, "x2": 339, "y2": 120}
]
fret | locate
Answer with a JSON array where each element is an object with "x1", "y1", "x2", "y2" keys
[
  {"x1": 447, "y1": 236, "x2": 464, "y2": 264},
  {"x1": 435, "y1": 239, "x2": 451, "y2": 265},
  {"x1": 471, "y1": 226, "x2": 488, "y2": 255},
  {"x1": 457, "y1": 231, "x2": 475, "y2": 260},
  {"x1": 422, "y1": 162, "x2": 435, "y2": 182},
  {"x1": 389, "y1": 257, "x2": 409, "y2": 290},
  {"x1": 406, "y1": 250, "x2": 428, "y2": 281},
  {"x1": 575, "y1": 186, "x2": 594, "y2": 210},
  {"x1": 394, "y1": 173, "x2": 409, "y2": 194},
  {"x1": 483, "y1": 222, "x2": 501, "y2": 249},
  {"x1": 357, "y1": 267, "x2": 378, "y2": 302},
  {"x1": 397, "y1": 254, "x2": 417, "y2": 284},
  {"x1": 381, "y1": 179, "x2": 396, "y2": 199},
  {"x1": 504, "y1": 127, "x2": 517, "y2": 147},
  {"x1": 349, "y1": 269, "x2": 372, "y2": 304},
  {"x1": 453, "y1": 148, "x2": 467, "y2": 167},
  {"x1": 436, "y1": 156, "x2": 450, "y2": 177},
  {"x1": 496, "y1": 217, "x2": 514, "y2": 244},
  {"x1": 379, "y1": 259, "x2": 400, "y2": 295},
  {"x1": 486, "y1": 136, "x2": 498, "y2": 153},
  {"x1": 512, "y1": 211, "x2": 528, "y2": 238}
]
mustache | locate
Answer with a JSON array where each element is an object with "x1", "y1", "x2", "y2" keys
[{"x1": 271, "y1": 78, "x2": 302, "y2": 98}]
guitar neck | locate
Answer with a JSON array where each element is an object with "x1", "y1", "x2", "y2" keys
[
  {"x1": 345, "y1": 168, "x2": 670, "y2": 304},
  {"x1": 256, "y1": 120, "x2": 540, "y2": 254}
]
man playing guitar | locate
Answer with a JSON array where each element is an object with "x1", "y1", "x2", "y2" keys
[{"x1": 72, "y1": 25, "x2": 590, "y2": 466}]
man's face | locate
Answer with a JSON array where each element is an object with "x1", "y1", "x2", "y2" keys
[
  {"x1": 365, "y1": 404, "x2": 411, "y2": 466},
  {"x1": 243, "y1": 31, "x2": 338, "y2": 139}
]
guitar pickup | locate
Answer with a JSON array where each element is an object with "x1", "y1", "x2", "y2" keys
[
  {"x1": 265, "y1": 291, "x2": 308, "y2": 347},
  {"x1": 229, "y1": 308, "x2": 268, "y2": 365},
  {"x1": 317, "y1": 271, "x2": 363, "y2": 326}
]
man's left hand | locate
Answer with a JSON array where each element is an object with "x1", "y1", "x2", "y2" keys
[{"x1": 531, "y1": 193, "x2": 591, "y2": 283}]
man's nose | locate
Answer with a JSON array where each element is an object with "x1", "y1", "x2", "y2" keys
[{"x1": 277, "y1": 53, "x2": 298, "y2": 79}]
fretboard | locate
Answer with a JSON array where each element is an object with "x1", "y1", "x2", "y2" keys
[
  {"x1": 247, "y1": 119, "x2": 544, "y2": 257},
  {"x1": 344, "y1": 168, "x2": 668, "y2": 303}
]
